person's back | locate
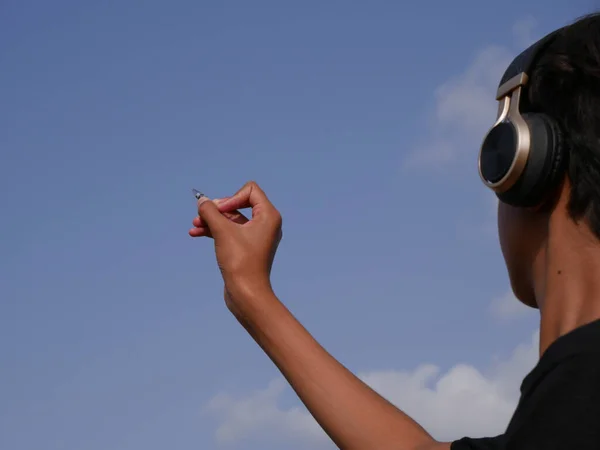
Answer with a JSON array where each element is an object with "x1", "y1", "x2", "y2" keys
[{"x1": 190, "y1": 13, "x2": 600, "y2": 450}]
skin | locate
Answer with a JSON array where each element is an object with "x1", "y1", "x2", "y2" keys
[
  {"x1": 498, "y1": 180, "x2": 600, "y2": 355},
  {"x1": 189, "y1": 179, "x2": 600, "y2": 449}
]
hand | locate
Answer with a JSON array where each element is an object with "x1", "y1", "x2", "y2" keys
[{"x1": 189, "y1": 181, "x2": 283, "y2": 315}]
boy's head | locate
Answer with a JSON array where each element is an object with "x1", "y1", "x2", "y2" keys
[{"x1": 480, "y1": 14, "x2": 600, "y2": 307}]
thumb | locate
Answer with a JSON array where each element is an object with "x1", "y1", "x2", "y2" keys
[{"x1": 197, "y1": 197, "x2": 231, "y2": 237}]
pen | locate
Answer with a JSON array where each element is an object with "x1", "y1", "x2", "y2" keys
[{"x1": 192, "y1": 188, "x2": 205, "y2": 200}]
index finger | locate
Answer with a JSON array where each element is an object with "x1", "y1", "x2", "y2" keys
[{"x1": 218, "y1": 181, "x2": 274, "y2": 218}]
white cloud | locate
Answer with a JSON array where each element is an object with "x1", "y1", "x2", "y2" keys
[
  {"x1": 489, "y1": 290, "x2": 536, "y2": 320},
  {"x1": 206, "y1": 379, "x2": 325, "y2": 445},
  {"x1": 206, "y1": 331, "x2": 539, "y2": 447},
  {"x1": 405, "y1": 19, "x2": 538, "y2": 168}
]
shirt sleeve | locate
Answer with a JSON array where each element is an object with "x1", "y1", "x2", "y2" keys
[
  {"x1": 451, "y1": 435, "x2": 505, "y2": 450},
  {"x1": 450, "y1": 354, "x2": 600, "y2": 450}
]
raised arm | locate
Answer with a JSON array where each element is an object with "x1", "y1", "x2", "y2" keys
[{"x1": 190, "y1": 181, "x2": 451, "y2": 450}]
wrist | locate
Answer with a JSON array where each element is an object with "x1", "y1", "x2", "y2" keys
[{"x1": 225, "y1": 280, "x2": 279, "y2": 321}]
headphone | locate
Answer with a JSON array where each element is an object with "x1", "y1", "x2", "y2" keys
[{"x1": 478, "y1": 28, "x2": 567, "y2": 207}]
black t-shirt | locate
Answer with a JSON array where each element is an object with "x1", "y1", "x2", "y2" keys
[{"x1": 451, "y1": 319, "x2": 600, "y2": 450}]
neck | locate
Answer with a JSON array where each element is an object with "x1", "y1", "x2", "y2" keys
[{"x1": 535, "y1": 216, "x2": 600, "y2": 355}]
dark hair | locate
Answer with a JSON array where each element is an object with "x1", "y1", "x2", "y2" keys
[{"x1": 527, "y1": 13, "x2": 600, "y2": 237}]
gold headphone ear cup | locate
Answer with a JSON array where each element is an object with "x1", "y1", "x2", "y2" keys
[
  {"x1": 479, "y1": 122, "x2": 519, "y2": 185},
  {"x1": 497, "y1": 113, "x2": 565, "y2": 207}
]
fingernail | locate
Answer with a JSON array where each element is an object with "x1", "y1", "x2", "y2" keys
[{"x1": 197, "y1": 196, "x2": 210, "y2": 205}]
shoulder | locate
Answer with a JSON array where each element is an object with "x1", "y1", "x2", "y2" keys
[
  {"x1": 520, "y1": 352, "x2": 600, "y2": 418},
  {"x1": 525, "y1": 352, "x2": 600, "y2": 406},
  {"x1": 505, "y1": 353, "x2": 600, "y2": 448},
  {"x1": 451, "y1": 353, "x2": 600, "y2": 449}
]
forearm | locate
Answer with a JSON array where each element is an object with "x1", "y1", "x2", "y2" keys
[{"x1": 236, "y1": 290, "x2": 449, "y2": 450}]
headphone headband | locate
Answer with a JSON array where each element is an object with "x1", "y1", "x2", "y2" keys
[{"x1": 495, "y1": 28, "x2": 565, "y2": 101}]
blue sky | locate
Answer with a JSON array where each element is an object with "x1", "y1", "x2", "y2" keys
[{"x1": 0, "y1": 1, "x2": 593, "y2": 449}]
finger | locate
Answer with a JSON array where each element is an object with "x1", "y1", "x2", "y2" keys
[
  {"x1": 217, "y1": 181, "x2": 275, "y2": 219},
  {"x1": 193, "y1": 198, "x2": 232, "y2": 227},
  {"x1": 213, "y1": 197, "x2": 233, "y2": 211},
  {"x1": 189, "y1": 226, "x2": 213, "y2": 238},
  {"x1": 193, "y1": 209, "x2": 248, "y2": 228},
  {"x1": 197, "y1": 197, "x2": 231, "y2": 237}
]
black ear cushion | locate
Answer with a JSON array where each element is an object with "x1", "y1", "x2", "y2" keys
[
  {"x1": 497, "y1": 113, "x2": 566, "y2": 207},
  {"x1": 541, "y1": 114, "x2": 566, "y2": 193}
]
